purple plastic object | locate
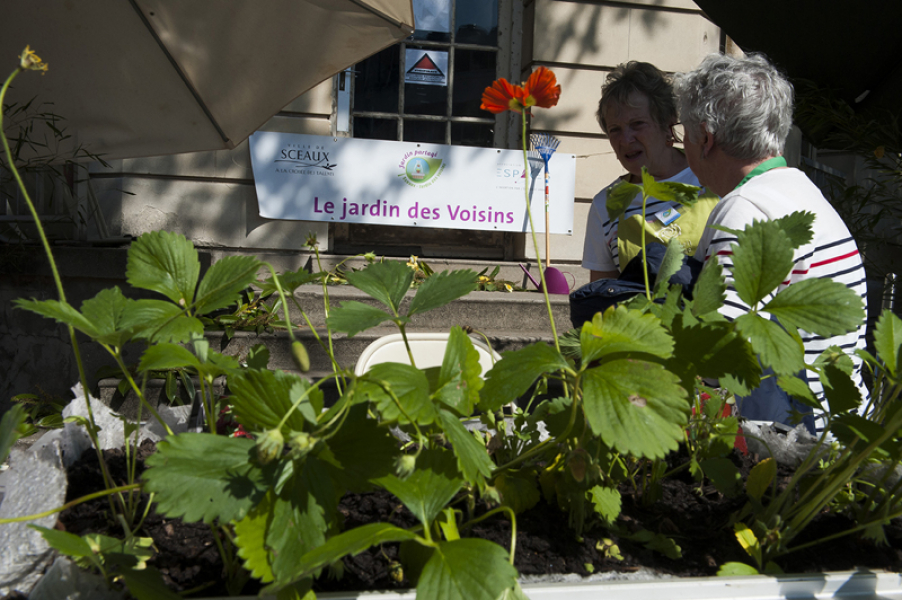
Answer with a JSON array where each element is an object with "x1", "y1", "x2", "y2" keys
[{"x1": 519, "y1": 264, "x2": 573, "y2": 295}]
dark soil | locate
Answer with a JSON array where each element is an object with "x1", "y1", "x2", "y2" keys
[{"x1": 51, "y1": 441, "x2": 902, "y2": 598}]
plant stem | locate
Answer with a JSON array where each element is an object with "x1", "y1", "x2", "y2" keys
[
  {"x1": 461, "y1": 506, "x2": 518, "y2": 565},
  {"x1": 0, "y1": 483, "x2": 142, "y2": 524}
]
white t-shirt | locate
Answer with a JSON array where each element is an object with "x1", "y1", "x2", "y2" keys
[
  {"x1": 582, "y1": 167, "x2": 701, "y2": 273},
  {"x1": 694, "y1": 167, "x2": 868, "y2": 406}
]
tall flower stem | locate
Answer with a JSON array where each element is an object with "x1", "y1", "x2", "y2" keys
[
  {"x1": 520, "y1": 113, "x2": 560, "y2": 351},
  {"x1": 1, "y1": 65, "x2": 125, "y2": 519}
]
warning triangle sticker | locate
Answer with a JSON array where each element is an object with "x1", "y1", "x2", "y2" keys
[{"x1": 408, "y1": 53, "x2": 444, "y2": 76}]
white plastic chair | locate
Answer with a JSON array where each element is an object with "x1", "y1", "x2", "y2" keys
[{"x1": 354, "y1": 332, "x2": 501, "y2": 376}]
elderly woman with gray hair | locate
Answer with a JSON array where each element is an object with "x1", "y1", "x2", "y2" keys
[{"x1": 674, "y1": 53, "x2": 868, "y2": 431}]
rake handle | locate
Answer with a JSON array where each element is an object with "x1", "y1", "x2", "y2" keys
[{"x1": 544, "y1": 167, "x2": 551, "y2": 268}]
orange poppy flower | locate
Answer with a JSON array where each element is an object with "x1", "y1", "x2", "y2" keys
[{"x1": 480, "y1": 66, "x2": 561, "y2": 115}]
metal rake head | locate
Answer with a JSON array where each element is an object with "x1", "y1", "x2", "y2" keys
[{"x1": 530, "y1": 133, "x2": 561, "y2": 165}]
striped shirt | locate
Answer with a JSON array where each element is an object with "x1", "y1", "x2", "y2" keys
[
  {"x1": 582, "y1": 167, "x2": 701, "y2": 273},
  {"x1": 694, "y1": 168, "x2": 868, "y2": 412}
]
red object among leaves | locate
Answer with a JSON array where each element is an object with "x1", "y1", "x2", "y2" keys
[{"x1": 480, "y1": 66, "x2": 561, "y2": 115}]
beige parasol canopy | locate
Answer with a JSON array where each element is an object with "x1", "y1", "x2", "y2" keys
[{"x1": 1, "y1": 0, "x2": 414, "y2": 161}]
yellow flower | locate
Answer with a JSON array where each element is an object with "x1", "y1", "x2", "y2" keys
[
  {"x1": 406, "y1": 255, "x2": 419, "y2": 270},
  {"x1": 19, "y1": 46, "x2": 48, "y2": 74},
  {"x1": 478, "y1": 275, "x2": 490, "y2": 283},
  {"x1": 504, "y1": 283, "x2": 513, "y2": 292}
]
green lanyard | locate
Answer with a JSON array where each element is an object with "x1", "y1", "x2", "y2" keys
[{"x1": 734, "y1": 156, "x2": 787, "y2": 190}]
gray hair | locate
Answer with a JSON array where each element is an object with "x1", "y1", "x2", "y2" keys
[{"x1": 674, "y1": 53, "x2": 794, "y2": 161}]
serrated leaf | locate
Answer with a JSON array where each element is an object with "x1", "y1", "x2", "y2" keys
[
  {"x1": 580, "y1": 305, "x2": 674, "y2": 365},
  {"x1": 436, "y1": 410, "x2": 494, "y2": 488},
  {"x1": 144, "y1": 433, "x2": 271, "y2": 523},
  {"x1": 195, "y1": 255, "x2": 262, "y2": 315},
  {"x1": 691, "y1": 260, "x2": 727, "y2": 316},
  {"x1": 360, "y1": 362, "x2": 436, "y2": 425},
  {"x1": 261, "y1": 269, "x2": 323, "y2": 295},
  {"x1": 669, "y1": 320, "x2": 760, "y2": 385},
  {"x1": 345, "y1": 260, "x2": 413, "y2": 312},
  {"x1": 228, "y1": 369, "x2": 316, "y2": 435},
  {"x1": 820, "y1": 363, "x2": 862, "y2": 413},
  {"x1": 123, "y1": 299, "x2": 203, "y2": 344},
  {"x1": 408, "y1": 270, "x2": 478, "y2": 317},
  {"x1": 375, "y1": 449, "x2": 462, "y2": 527},
  {"x1": 718, "y1": 562, "x2": 760, "y2": 576},
  {"x1": 480, "y1": 344, "x2": 569, "y2": 412},
  {"x1": 246, "y1": 343, "x2": 271, "y2": 370},
  {"x1": 327, "y1": 301, "x2": 397, "y2": 337},
  {"x1": 628, "y1": 529, "x2": 682, "y2": 559},
  {"x1": 642, "y1": 168, "x2": 700, "y2": 206},
  {"x1": 731, "y1": 220, "x2": 794, "y2": 307},
  {"x1": 118, "y1": 566, "x2": 183, "y2": 600},
  {"x1": 830, "y1": 414, "x2": 897, "y2": 459},
  {"x1": 234, "y1": 492, "x2": 275, "y2": 583},
  {"x1": 581, "y1": 360, "x2": 687, "y2": 459},
  {"x1": 746, "y1": 458, "x2": 776, "y2": 500},
  {"x1": 126, "y1": 230, "x2": 200, "y2": 306},
  {"x1": 772, "y1": 211, "x2": 815, "y2": 249},
  {"x1": 496, "y1": 582, "x2": 531, "y2": 600},
  {"x1": 605, "y1": 179, "x2": 642, "y2": 222},
  {"x1": 289, "y1": 523, "x2": 418, "y2": 582},
  {"x1": 588, "y1": 485, "x2": 621, "y2": 525},
  {"x1": 495, "y1": 471, "x2": 541, "y2": 515},
  {"x1": 653, "y1": 239, "x2": 686, "y2": 297},
  {"x1": 735, "y1": 314, "x2": 805, "y2": 376},
  {"x1": 138, "y1": 343, "x2": 201, "y2": 373},
  {"x1": 733, "y1": 523, "x2": 761, "y2": 565},
  {"x1": 434, "y1": 326, "x2": 483, "y2": 416},
  {"x1": 874, "y1": 310, "x2": 902, "y2": 377},
  {"x1": 700, "y1": 457, "x2": 741, "y2": 497},
  {"x1": 417, "y1": 539, "x2": 518, "y2": 600},
  {"x1": 75, "y1": 287, "x2": 140, "y2": 346},
  {"x1": 13, "y1": 298, "x2": 99, "y2": 338},
  {"x1": 764, "y1": 278, "x2": 864, "y2": 337}
]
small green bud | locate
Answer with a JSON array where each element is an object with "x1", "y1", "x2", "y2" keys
[
  {"x1": 255, "y1": 428, "x2": 284, "y2": 464},
  {"x1": 291, "y1": 340, "x2": 310, "y2": 373},
  {"x1": 395, "y1": 454, "x2": 417, "y2": 478},
  {"x1": 289, "y1": 431, "x2": 317, "y2": 458}
]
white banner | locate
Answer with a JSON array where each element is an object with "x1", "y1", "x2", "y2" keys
[{"x1": 249, "y1": 133, "x2": 575, "y2": 235}]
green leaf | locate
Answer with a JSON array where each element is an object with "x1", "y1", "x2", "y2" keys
[
  {"x1": 480, "y1": 344, "x2": 569, "y2": 412},
  {"x1": 819, "y1": 363, "x2": 862, "y2": 413},
  {"x1": 653, "y1": 239, "x2": 686, "y2": 297},
  {"x1": 764, "y1": 278, "x2": 864, "y2": 337},
  {"x1": 417, "y1": 539, "x2": 518, "y2": 600},
  {"x1": 0, "y1": 404, "x2": 27, "y2": 465},
  {"x1": 228, "y1": 369, "x2": 317, "y2": 435},
  {"x1": 668, "y1": 320, "x2": 760, "y2": 385},
  {"x1": 138, "y1": 343, "x2": 201, "y2": 373},
  {"x1": 77, "y1": 287, "x2": 140, "y2": 346},
  {"x1": 375, "y1": 449, "x2": 462, "y2": 527},
  {"x1": 434, "y1": 326, "x2": 484, "y2": 416},
  {"x1": 13, "y1": 298, "x2": 99, "y2": 339},
  {"x1": 495, "y1": 471, "x2": 541, "y2": 515},
  {"x1": 605, "y1": 179, "x2": 642, "y2": 222},
  {"x1": 735, "y1": 314, "x2": 805, "y2": 376},
  {"x1": 588, "y1": 485, "x2": 621, "y2": 526},
  {"x1": 772, "y1": 211, "x2": 815, "y2": 249},
  {"x1": 627, "y1": 529, "x2": 682, "y2": 559},
  {"x1": 642, "y1": 168, "x2": 700, "y2": 206},
  {"x1": 360, "y1": 363, "x2": 436, "y2": 425},
  {"x1": 581, "y1": 360, "x2": 687, "y2": 459},
  {"x1": 437, "y1": 410, "x2": 494, "y2": 488},
  {"x1": 408, "y1": 270, "x2": 478, "y2": 317},
  {"x1": 746, "y1": 458, "x2": 776, "y2": 500},
  {"x1": 29, "y1": 525, "x2": 94, "y2": 559},
  {"x1": 873, "y1": 310, "x2": 902, "y2": 377},
  {"x1": 126, "y1": 230, "x2": 200, "y2": 306},
  {"x1": 718, "y1": 562, "x2": 760, "y2": 576},
  {"x1": 246, "y1": 343, "x2": 271, "y2": 370},
  {"x1": 345, "y1": 260, "x2": 413, "y2": 312},
  {"x1": 776, "y1": 375, "x2": 819, "y2": 408},
  {"x1": 123, "y1": 299, "x2": 203, "y2": 344},
  {"x1": 260, "y1": 268, "x2": 322, "y2": 294},
  {"x1": 195, "y1": 255, "x2": 262, "y2": 315},
  {"x1": 691, "y1": 260, "x2": 727, "y2": 316},
  {"x1": 580, "y1": 305, "x2": 674, "y2": 365},
  {"x1": 730, "y1": 219, "x2": 794, "y2": 307},
  {"x1": 327, "y1": 301, "x2": 397, "y2": 337},
  {"x1": 700, "y1": 458, "x2": 741, "y2": 497},
  {"x1": 144, "y1": 433, "x2": 272, "y2": 523},
  {"x1": 830, "y1": 414, "x2": 898, "y2": 459},
  {"x1": 733, "y1": 523, "x2": 761, "y2": 566},
  {"x1": 118, "y1": 566, "x2": 183, "y2": 600},
  {"x1": 290, "y1": 522, "x2": 418, "y2": 582},
  {"x1": 234, "y1": 493, "x2": 275, "y2": 583},
  {"x1": 323, "y1": 408, "x2": 398, "y2": 493}
]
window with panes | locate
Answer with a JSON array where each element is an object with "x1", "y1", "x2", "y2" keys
[{"x1": 351, "y1": 0, "x2": 500, "y2": 147}]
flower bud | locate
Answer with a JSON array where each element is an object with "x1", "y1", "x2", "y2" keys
[
  {"x1": 255, "y1": 428, "x2": 284, "y2": 464},
  {"x1": 291, "y1": 340, "x2": 310, "y2": 373},
  {"x1": 394, "y1": 454, "x2": 417, "y2": 478},
  {"x1": 289, "y1": 431, "x2": 317, "y2": 458}
]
